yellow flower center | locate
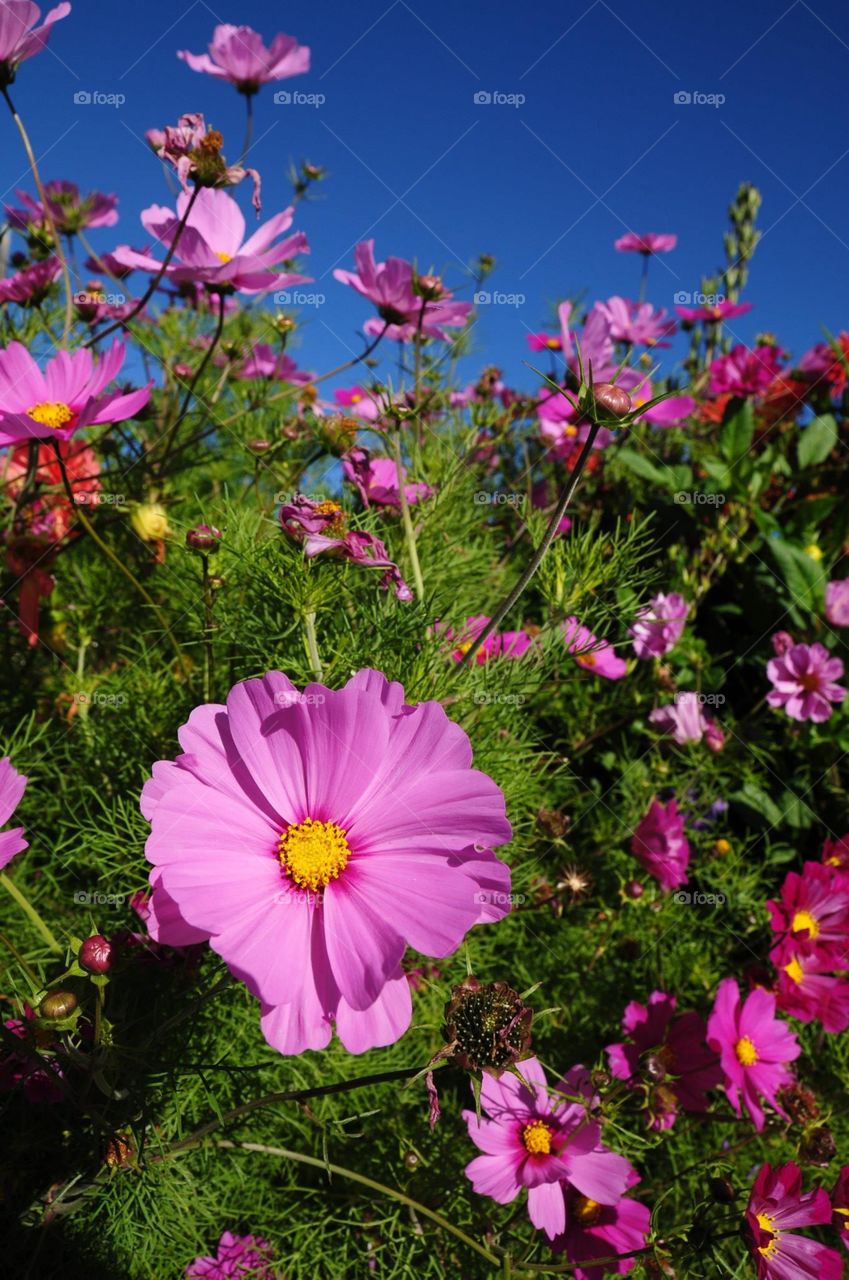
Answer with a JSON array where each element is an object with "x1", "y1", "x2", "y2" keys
[
  {"x1": 577, "y1": 652, "x2": 596, "y2": 668},
  {"x1": 350, "y1": 393, "x2": 362, "y2": 403},
  {"x1": 27, "y1": 401, "x2": 73, "y2": 430},
  {"x1": 784, "y1": 957, "x2": 804, "y2": 985},
  {"x1": 756, "y1": 1212, "x2": 778, "y2": 1256},
  {"x1": 546, "y1": 337, "x2": 560, "y2": 350},
  {"x1": 791, "y1": 909, "x2": 819, "y2": 939},
  {"x1": 735, "y1": 1036, "x2": 759, "y2": 1066},
  {"x1": 564, "y1": 424, "x2": 578, "y2": 437},
  {"x1": 216, "y1": 251, "x2": 233, "y2": 264},
  {"x1": 278, "y1": 817, "x2": 351, "y2": 892},
  {"x1": 312, "y1": 499, "x2": 345, "y2": 537},
  {"x1": 522, "y1": 1120, "x2": 553, "y2": 1156},
  {"x1": 572, "y1": 1196, "x2": 602, "y2": 1226}
]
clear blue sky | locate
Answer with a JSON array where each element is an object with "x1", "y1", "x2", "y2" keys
[{"x1": 7, "y1": 0, "x2": 849, "y2": 388}]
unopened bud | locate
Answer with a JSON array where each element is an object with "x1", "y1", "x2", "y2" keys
[
  {"x1": 39, "y1": 990, "x2": 78, "y2": 1020},
  {"x1": 592, "y1": 383, "x2": 632, "y2": 418},
  {"x1": 79, "y1": 934, "x2": 114, "y2": 974},
  {"x1": 186, "y1": 524, "x2": 222, "y2": 553}
]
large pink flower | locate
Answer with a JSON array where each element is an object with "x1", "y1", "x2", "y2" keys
[
  {"x1": 766, "y1": 642, "x2": 846, "y2": 723},
  {"x1": 177, "y1": 23, "x2": 309, "y2": 93},
  {"x1": 630, "y1": 798, "x2": 689, "y2": 890},
  {"x1": 0, "y1": 2, "x2": 70, "y2": 81},
  {"x1": 0, "y1": 340, "x2": 150, "y2": 445},
  {"x1": 0, "y1": 757, "x2": 27, "y2": 869},
  {"x1": 629, "y1": 592, "x2": 688, "y2": 659},
  {"x1": 745, "y1": 1163, "x2": 842, "y2": 1280},
  {"x1": 706, "y1": 978, "x2": 800, "y2": 1131},
  {"x1": 113, "y1": 188, "x2": 310, "y2": 296},
  {"x1": 766, "y1": 861, "x2": 849, "y2": 964},
  {"x1": 614, "y1": 232, "x2": 677, "y2": 254},
  {"x1": 334, "y1": 241, "x2": 471, "y2": 341},
  {"x1": 708, "y1": 344, "x2": 783, "y2": 397},
  {"x1": 142, "y1": 669, "x2": 513, "y2": 1055},
  {"x1": 463, "y1": 1057, "x2": 637, "y2": 1241},
  {"x1": 597, "y1": 296, "x2": 676, "y2": 347}
]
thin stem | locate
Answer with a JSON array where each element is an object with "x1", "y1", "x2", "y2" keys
[
  {"x1": 239, "y1": 92, "x2": 254, "y2": 163},
  {"x1": 302, "y1": 609, "x2": 323, "y2": 681},
  {"x1": 0, "y1": 871, "x2": 62, "y2": 953},
  {"x1": 392, "y1": 429, "x2": 425, "y2": 598},
  {"x1": 2, "y1": 86, "x2": 74, "y2": 339},
  {"x1": 458, "y1": 421, "x2": 601, "y2": 667},
  {"x1": 201, "y1": 553, "x2": 215, "y2": 703},
  {"x1": 84, "y1": 185, "x2": 201, "y2": 348},
  {"x1": 158, "y1": 290, "x2": 227, "y2": 470},
  {"x1": 638, "y1": 252, "x2": 649, "y2": 304}
]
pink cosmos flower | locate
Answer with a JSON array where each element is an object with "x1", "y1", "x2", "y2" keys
[
  {"x1": 823, "y1": 833, "x2": 849, "y2": 871},
  {"x1": 766, "y1": 642, "x2": 846, "y2": 723},
  {"x1": 0, "y1": 757, "x2": 27, "y2": 869},
  {"x1": 442, "y1": 614, "x2": 533, "y2": 664},
  {"x1": 630, "y1": 798, "x2": 689, "y2": 891},
  {"x1": 0, "y1": 339, "x2": 151, "y2": 445},
  {"x1": 142, "y1": 669, "x2": 513, "y2": 1056},
  {"x1": 0, "y1": 1014, "x2": 63, "y2": 1102},
  {"x1": 185, "y1": 1230, "x2": 275, "y2": 1279},
  {"x1": 745, "y1": 1163, "x2": 842, "y2": 1280},
  {"x1": 708, "y1": 344, "x2": 784, "y2": 397},
  {"x1": 342, "y1": 448, "x2": 432, "y2": 509},
  {"x1": 113, "y1": 188, "x2": 310, "y2": 296},
  {"x1": 233, "y1": 345, "x2": 313, "y2": 384},
  {"x1": 649, "y1": 693, "x2": 712, "y2": 744},
  {"x1": 334, "y1": 385, "x2": 384, "y2": 421},
  {"x1": 629, "y1": 592, "x2": 688, "y2": 659},
  {"x1": 833, "y1": 1166, "x2": 849, "y2": 1252},
  {"x1": 6, "y1": 179, "x2": 117, "y2": 235},
  {"x1": 614, "y1": 232, "x2": 677, "y2": 254},
  {"x1": 706, "y1": 978, "x2": 800, "y2": 1130},
  {"x1": 526, "y1": 301, "x2": 573, "y2": 356},
  {"x1": 178, "y1": 24, "x2": 309, "y2": 94},
  {"x1": 630, "y1": 377, "x2": 696, "y2": 427},
  {"x1": 551, "y1": 1189, "x2": 650, "y2": 1280},
  {"x1": 606, "y1": 991, "x2": 721, "y2": 1130},
  {"x1": 597, "y1": 297, "x2": 676, "y2": 347},
  {"x1": 563, "y1": 617, "x2": 627, "y2": 679},
  {"x1": 0, "y1": 256, "x2": 60, "y2": 304},
  {"x1": 766, "y1": 861, "x2": 849, "y2": 964},
  {"x1": 0, "y1": 2, "x2": 70, "y2": 82},
  {"x1": 463, "y1": 1057, "x2": 638, "y2": 1241},
  {"x1": 146, "y1": 113, "x2": 261, "y2": 209},
  {"x1": 280, "y1": 494, "x2": 413, "y2": 600},
  {"x1": 825, "y1": 580, "x2": 849, "y2": 628},
  {"x1": 334, "y1": 242, "x2": 472, "y2": 341},
  {"x1": 537, "y1": 388, "x2": 614, "y2": 459},
  {"x1": 674, "y1": 299, "x2": 752, "y2": 324},
  {"x1": 773, "y1": 948, "x2": 849, "y2": 1034}
]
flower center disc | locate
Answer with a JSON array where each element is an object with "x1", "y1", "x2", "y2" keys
[
  {"x1": 278, "y1": 817, "x2": 351, "y2": 892},
  {"x1": 735, "y1": 1035, "x2": 759, "y2": 1066},
  {"x1": 27, "y1": 400, "x2": 73, "y2": 430},
  {"x1": 784, "y1": 956, "x2": 804, "y2": 984},
  {"x1": 791, "y1": 909, "x2": 819, "y2": 938},
  {"x1": 573, "y1": 1196, "x2": 602, "y2": 1226},
  {"x1": 522, "y1": 1120, "x2": 553, "y2": 1156},
  {"x1": 756, "y1": 1212, "x2": 779, "y2": 1256},
  {"x1": 215, "y1": 251, "x2": 233, "y2": 264}
]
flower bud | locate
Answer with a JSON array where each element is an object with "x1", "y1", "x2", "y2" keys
[
  {"x1": 39, "y1": 990, "x2": 78, "y2": 1020},
  {"x1": 625, "y1": 879, "x2": 644, "y2": 899},
  {"x1": 79, "y1": 934, "x2": 114, "y2": 974},
  {"x1": 799, "y1": 1124, "x2": 836, "y2": 1165},
  {"x1": 131, "y1": 502, "x2": 171, "y2": 542},
  {"x1": 248, "y1": 439, "x2": 272, "y2": 454},
  {"x1": 186, "y1": 524, "x2": 222, "y2": 553},
  {"x1": 592, "y1": 383, "x2": 632, "y2": 419},
  {"x1": 442, "y1": 977, "x2": 533, "y2": 1076},
  {"x1": 414, "y1": 272, "x2": 444, "y2": 301},
  {"x1": 709, "y1": 1175, "x2": 737, "y2": 1203},
  {"x1": 771, "y1": 630, "x2": 794, "y2": 657}
]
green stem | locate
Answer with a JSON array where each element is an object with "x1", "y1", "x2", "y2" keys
[
  {"x1": 0, "y1": 871, "x2": 62, "y2": 953},
  {"x1": 201, "y1": 553, "x2": 215, "y2": 703},
  {"x1": 392, "y1": 429, "x2": 425, "y2": 598},
  {"x1": 158, "y1": 290, "x2": 227, "y2": 470},
  {"x1": 302, "y1": 609, "x2": 323, "y2": 681}
]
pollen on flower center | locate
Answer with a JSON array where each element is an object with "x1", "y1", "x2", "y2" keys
[
  {"x1": 756, "y1": 1211, "x2": 779, "y2": 1256},
  {"x1": 216, "y1": 251, "x2": 233, "y2": 264},
  {"x1": 278, "y1": 817, "x2": 351, "y2": 891},
  {"x1": 522, "y1": 1119, "x2": 553, "y2": 1155},
  {"x1": 27, "y1": 400, "x2": 73, "y2": 430},
  {"x1": 735, "y1": 1035, "x2": 759, "y2": 1066},
  {"x1": 791, "y1": 909, "x2": 820, "y2": 938},
  {"x1": 784, "y1": 956, "x2": 804, "y2": 984},
  {"x1": 313, "y1": 499, "x2": 345, "y2": 536},
  {"x1": 573, "y1": 1196, "x2": 602, "y2": 1226}
]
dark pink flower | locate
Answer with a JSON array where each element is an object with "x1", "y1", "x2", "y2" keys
[
  {"x1": 822, "y1": 834, "x2": 849, "y2": 871},
  {"x1": 563, "y1": 617, "x2": 627, "y2": 680},
  {"x1": 597, "y1": 296, "x2": 676, "y2": 347},
  {"x1": 630, "y1": 377, "x2": 695, "y2": 427},
  {"x1": 0, "y1": 256, "x2": 60, "y2": 304},
  {"x1": 774, "y1": 948, "x2": 849, "y2": 1034},
  {"x1": 185, "y1": 1230, "x2": 275, "y2": 1278},
  {"x1": 706, "y1": 978, "x2": 800, "y2": 1130},
  {"x1": 551, "y1": 1188, "x2": 650, "y2": 1280},
  {"x1": 334, "y1": 385, "x2": 384, "y2": 421},
  {"x1": 0, "y1": 2, "x2": 70, "y2": 84},
  {"x1": 441, "y1": 614, "x2": 532, "y2": 664},
  {"x1": 342, "y1": 448, "x2": 432, "y2": 509},
  {"x1": 833, "y1": 1166, "x2": 849, "y2": 1252},
  {"x1": 334, "y1": 241, "x2": 471, "y2": 341},
  {"x1": 745, "y1": 1163, "x2": 841, "y2": 1280},
  {"x1": 233, "y1": 344, "x2": 313, "y2": 384},
  {"x1": 629, "y1": 592, "x2": 687, "y2": 659},
  {"x1": 708, "y1": 344, "x2": 783, "y2": 397},
  {"x1": 606, "y1": 991, "x2": 721, "y2": 1130},
  {"x1": 178, "y1": 23, "x2": 309, "y2": 94},
  {"x1": 614, "y1": 232, "x2": 677, "y2": 254},
  {"x1": 0, "y1": 756, "x2": 27, "y2": 869},
  {"x1": 826, "y1": 580, "x2": 849, "y2": 628},
  {"x1": 766, "y1": 642, "x2": 846, "y2": 723},
  {"x1": 280, "y1": 494, "x2": 413, "y2": 600},
  {"x1": 630, "y1": 798, "x2": 689, "y2": 891},
  {"x1": 766, "y1": 861, "x2": 849, "y2": 964},
  {"x1": 0, "y1": 1016, "x2": 63, "y2": 1103},
  {"x1": 675, "y1": 299, "x2": 752, "y2": 324},
  {"x1": 771, "y1": 631, "x2": 795, "y2": 657},
  {"x1": 6, "y1": 179, "x2": 117, "y2": 235}
]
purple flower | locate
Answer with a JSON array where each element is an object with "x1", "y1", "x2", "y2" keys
[
  {"x1": 342, "y1": 448, "x2": 432, "y2": 509},
  {"x1": 0, "y1": 756, "x2": 27, "y2": 869},
  {"x1": 597, "y1": 296, "x2": 676, "y2": 347},
  {"x1": 708, "y1": 344, "x2": 783, "y2": 397},
  {"x1": 6, "y1": 179, "x2": 117, "y2": 235},
  {"x1": 0, "y1": 2, "x2": 70, "y2": 84},
  {"x1": 825, "y1": 580, "x2": 849, "y2": 628},
  {"x1": 186, "y1": 1230, "x2": 275, "y2": 1278},
  {"x1": 629, "y1": 592, "x2": 688, "y2": 659},
  {"x1": 614, "y1": 232, "x2": 677, "y2": 254},
  {"x1": 334, "y1": 241, "x2": 471, "y2": 341},
  {"x1": 707, "y1": 978, "x2": 800, "y2": 1131},
  {"x1": 649, "y1": 693, "x2": 710, "y2": 744},
  {"x1": 745, "y1": 1163, "x2": 842, "y2": 1280},
  {"x1": 766, "y1": 642, "x2": 846, "y2": 723},
  {"x1": 178, "y1": 23, "x2": 309, "y2": 94},
  {"x1": 0, "y1": 257, "x2": 60, "y2": 304},
  {"x1": 280, "y1": 494, "x2": 413, "y2": 600},
  {"x1": 675, "y1": 299, "x2": 752, "y2": 324},
  {"x1": 630, "y1": 798, "x2": 689, "y2": 891}
]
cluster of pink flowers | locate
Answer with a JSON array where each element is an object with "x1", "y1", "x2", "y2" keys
[
  {"x1": 767, "y1": 859, "x2": 849, "y2": 1032},
  {"x1": 185, "y1": 1230, "x2": 276, "y2": 1279}
]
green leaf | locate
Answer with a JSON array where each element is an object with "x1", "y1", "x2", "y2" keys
[
  {"x1": 769, "y1": 539, "x2": 825, "y2": 615},
  {"x1": 719, "y1": 399, "x2": 754, "y2": 463},
  {"x1": 729, "y1": 784, "x2": 784, "y2": 830},
  {"x1": 797, "y1": 414, "x2": 837, "y2": 470},
  {"x1": 616, "y1": 448, "x2": 673, "y2": 488}
]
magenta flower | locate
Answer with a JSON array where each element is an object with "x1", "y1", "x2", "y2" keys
[
  {"x1": 745, "y1": 1163, "x2": 842, "y2": 1280},
  {"x1": 766, "y1": 861, "x2": 849, "y2": 964},
  {"x1": 463, "y1": 1057, "x2": 638, "y2": 1241},
  {"x1": 280, "y1": 494, "x2": 413, "y2": 600},
  {"x1": 629, "y1": 592, "x2": 688, "y2": 659},
  {"x1": 0, "y1": 757, "x2": 27, "y2": 869},
  {"x1": 146, "y1": 113, "x2": 261, "y2": 211},
  {"x1": 537, "y1": 388, "x2": 613, "y2": 459},
  {"x1": 113, "y1": 188, "x2": 310, "y2": 296},
  {"x1": 649, "y1": 693, "x2": 711, "y2": 744},
  {"x1": 597, "y1": 296, "x2": 676, "y2": 347},
  {"x1": 551, "y1": 1190, "x2": 650, "y2": 1280},
  {"x1": 441, "y1": 614, "x2": 533, "y2": 664},
  {"x1": 823, "y1": 833, "x2": 849, "y2": 871},
  {"x1": 526, "y1": 301, "x2": 573, "y2": 356},
  {"x1": 630, "y1": 798, "x2": 689, "y2": 891},
  {"x1": 0, "y1": 257, "x2": 60, "y2": 304},
  {"x1": 185, "y1": 1230, "x2": 275, "y2": 1279},
  {"x1": 774, "y1": 948, "x2": 849, "y2": 1034},
  {"x1": 334, "y1": 241, "x2": 472, "y2": 341},
  {"x1": 766, "y1": 642, "x2": 846, "y2": 723},
  {"x1": 606, "y1": 991, "x2": 721, "y2": 1130},
  {"x1": 0, "y1": 1015, "x2": 63, "y2": 1102},
  {"x1": 614, "y1": 232, "x2": 677, "y2": 254},
  {"x1": 630, "y1": 378, "x2": 696, "y2": 427},
  {"x1": 833, "y1": 1166, "x2": 849, "y2": 1252},
  {"x1": 675, "y1": 299, "x2": 752, "y2": 323},
  {"x1": 826, "y1": 580, "x2": 849, "y2": 627},
  {"x1": 142, "y1": 669, "x2": 512, "y2": 1055},
  {"x1": 334, "y1": 385, "x2": 384, "y2": 421},
  {"x1": 0, "y1": 340, "x2": 151, "y2": 445},
  {"x1": 342, "y1": 449, "x2": 432, "y2": 509},
  {"x1": 563, "y1": 617, "x2": 627, "y2": 680},
  {"x1": 6, "y1": 179, "x2": 117, "y2": 235},
  {"x1": 708, "y1": 344, "x2": 783, "y2": 397},
  {"x1": 234, "y1": 345, "x2": 313, "y2": 384},
  {"x1": 706, "y1": 978, "x2": 800, "y2": 1130},
  {"x1": 0, "y1": 2, "x2": 70, "y2": 83},
  {"x1": 178, "y1": 23, "x2": 309, "y2": 94}
]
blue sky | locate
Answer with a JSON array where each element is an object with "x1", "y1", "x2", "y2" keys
[{"x1": 7, "y1": 0, "x2": 849, "y2": 389}]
